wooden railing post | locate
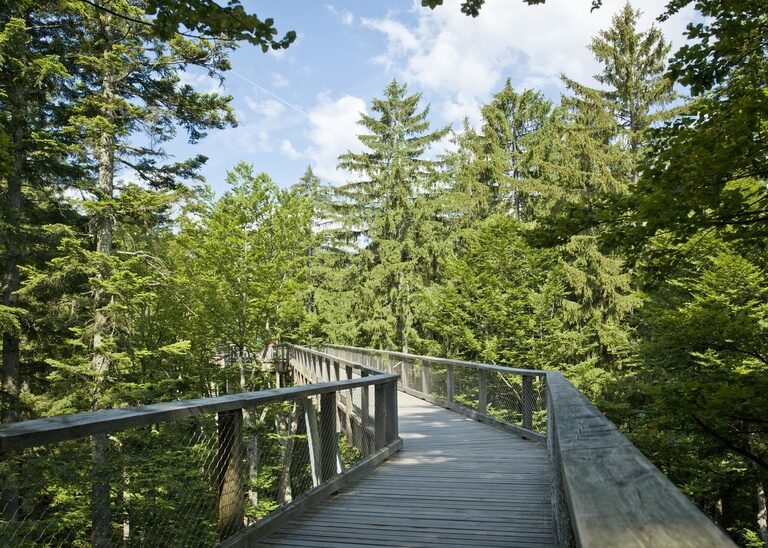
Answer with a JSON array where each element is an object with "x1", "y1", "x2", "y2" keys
[
  {"x1": 319, "y1": 392, "x2": 341, "y2": 480},
  {"x1": 374, "y1": 383, "x2": 387, "y2": 450},
  {"x1": 421, "y1": 361, "x2": 431, "y2": 395},
  {"x1": 302, "y1": 397, "x2": 322, "y2": 487},
  {"x1": 478, "y1": 370, "x2": 488, "y2": 415},
  {"x1": 447, "y1": 365, "x2": 455, "y2": 403},
  {"x1": 522, "y1": 375, "x2": 534, "y2": 430},
  {"x1": 217, "y1": 409, "x2": 244, "y2": 541},
  {"x1": 360, "y1": 371, "x2": 371, "y2": 456},
  {"x1": 386, "y1": 381, "x2": 398, "y2": 443},
  {"x1": 344, "y1": 365, "x2": 354, "y2": 442}
]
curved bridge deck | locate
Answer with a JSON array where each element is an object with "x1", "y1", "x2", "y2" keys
[{"x1": 263, "y1": 392, "x2": 554, "y2": 547}]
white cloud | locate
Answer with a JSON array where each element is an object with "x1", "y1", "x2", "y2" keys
[
  {"x1": 364, "y1": 0, "x2": 695, "y2": 126},
  {"x1": 178, "y1": 71, "x2": 224, "y2": 94},
  {"x1": 305, "y1": 93, "x2": 367, "y2": 184},
  {"x1": 272, "y1": 72, "x2": 290, "y2": 89},
  {"x1": 326, "y1": 4, "x2": 355, "y2": 26},
  {"x1": 245, "y1": 97, "x2": 286, "y2": 119},
  {"x1": 280, "y1": 139, "x2": 302, "y2": 160}
]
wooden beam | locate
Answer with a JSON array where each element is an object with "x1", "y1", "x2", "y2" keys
[
  {"x1": 361, "y1": 372, "x2": 372, "y2": 456},
  {"x1": 478, "y1": 370, "x2": 488, "y2": 415},
  {"x1": 447, "y1": 365, "x2": 455, "y2": 403},
  {"x1": 217, "y1": 409, "x2": 244, "y2": 541},
  {"x1": 374, "y1": 383, "x2": 387, "y2": 451},
  {"x1": 302, "y1": 397, "x2": 322, "y2": 487},
  {"x1": 522, "y1": 375, "x2": 534, "y2": 431},
  {"x1": 321, "y1": 343, "x2": 546, "y2": 377},
  {"x1": 421, "y1": 362, "x2": 431, "y2": 396},
  {"x1": 319, "y1": 392, "x2": 340, "y2": 482},
  {"x1": 0, "y1": 374, "x2": 399, "y2": 455},
  {"x1": 546, "y1": 372, "x2": 735, "y2": 547}
]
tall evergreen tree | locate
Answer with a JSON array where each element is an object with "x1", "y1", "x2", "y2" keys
[{"x1": 335, "y1": 80, "x2": 448, "y2": 352}]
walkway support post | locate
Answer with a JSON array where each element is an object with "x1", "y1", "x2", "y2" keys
[
  {"x1": 478, "y1": 370, "x2": 488, "y2": 415},
  {"x1": 302, "y1": 397, "x2": 322, "y2": 487},
  {"x1": 361, "y1": 371, "x2": 371, "y2": 456},
  {"x1": 522, "y1": 375, "x2": 534, "y2": 430},
  {"x1": 319, "y1": 392, "x2": 341, "y2": 481},
  {"x1": 217, "y1": 409, "x2": 244, "y2": 541}
]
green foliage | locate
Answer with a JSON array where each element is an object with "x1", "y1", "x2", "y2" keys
[
  {"x1": 3, "y1": 0, "x2": 768, "y2": 545},
  {"x1": 334, "y1": 80, "x2": 449, "y2": 352}
]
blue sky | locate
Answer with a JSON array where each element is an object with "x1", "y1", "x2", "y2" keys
[{"x1": 163, "y1": 0, "x2": 696, "y2": 194}]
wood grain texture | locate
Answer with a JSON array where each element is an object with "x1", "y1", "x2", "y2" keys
[
  {"x1": 547, "y1": 371, "x2": 734, "y2": 547},
  {"x1": 262, "y1": 392, "x2": 554, "y2": 547},
  {"x1": 0, "y1": 374, "x2": 397, "y2": 454}
]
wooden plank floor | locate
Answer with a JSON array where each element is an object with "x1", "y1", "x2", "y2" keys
[{"x1": 263, "y1": 392, "x2": 554, "y2": 547}]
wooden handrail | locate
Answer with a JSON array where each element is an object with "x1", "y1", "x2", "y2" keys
[
  {"x1": 545, "y1": 371, "x2": 735, "y2": 547},
  {"x1": 322, "y1": 343, "x2": 547, "y2": 377},
  {"x1": 286, "y1": 343, "x2": 383, "y2": 376},
  {"x1": 0, "y1": 374, "x2": 397, "y2": 454}
]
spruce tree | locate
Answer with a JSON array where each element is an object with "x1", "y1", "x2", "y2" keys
[
  {"x1": 335, "y1": 80, "x2": 448, "y2": 352},
  {"x1": 524, "y1": 3, "x2": 671, "y2": 394}
]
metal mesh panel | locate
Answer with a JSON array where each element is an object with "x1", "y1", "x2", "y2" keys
[
  {"x1": 0, "y1": 379, "x2": 392, "y2": 547},
  {"x1": 453, "y1": 366, "x2": 479, "y2": 410},
  {"x1": 429, "y1": 363, "x2": 448, "y2": 399}
]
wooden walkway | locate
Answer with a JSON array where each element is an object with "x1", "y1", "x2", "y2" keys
[{"x1": 263, "y1": 392, "x2": 554, "y2": 547}]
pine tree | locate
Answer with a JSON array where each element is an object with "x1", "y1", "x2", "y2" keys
[
  {"x1": 335, "y1": 80, "x2": 448, "y2": 352},
  {"x1": 524, "y1": 3, "x2": 671, "y2": 395}
]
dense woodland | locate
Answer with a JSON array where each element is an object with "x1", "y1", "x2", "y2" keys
[{"x1": 1, "y1": 0, "x2": 767, "y2": 545}]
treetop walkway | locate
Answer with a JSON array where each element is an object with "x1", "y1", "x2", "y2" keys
[{"x1": 0, "y1": 344, "x2": 734, "y2": 547}]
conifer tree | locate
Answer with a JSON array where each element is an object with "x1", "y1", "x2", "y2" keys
[
  {"x1": 524, "y1": 3, "x2": 671, "y2": 393},
  {"x1": 335, "y1": 80, "x2": 448, "y2": 352}
]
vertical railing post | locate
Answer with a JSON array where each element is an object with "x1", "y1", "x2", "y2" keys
[
  {"x1": 360, "y1": 371, "x2": 371, "y2": 456},
  {"x1": 522, "y1": 375, "x2": 534, "y2": 430},
  {"x1": 374, "y1": 383, "x2": 387, "y2": 450},
  {"x1": 217, "y1": 409, "x2": 244, "y2": 541},
  {"x1": 401, "y1": 359, "x2": 410, "y2": 389},
  {"x1": 302, "y1": 397, "x2": 322, "y2": 487},
  {"x1": 386, "y1": 380, "x2": 398, "y2": 443},
  {"x1": 478, "y1": 369, "x2": 488, "y2": 415},
  {"x1": 319, "y1": 392, "x2": 341, "y2": 480},
  {"x1": 421, "y1": 361, "x2": 431, "y2": 395},
  {"x1": 447, "y1": 365, "x2": 455, "y2": 403},
  {"x1": 344, "y1": 365, "x2": 354, "y2": 442}
]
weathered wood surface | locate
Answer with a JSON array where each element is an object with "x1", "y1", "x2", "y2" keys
[
  {"x1": 547, "y1": 372, "x2": 734, "y2": 547},
  {"x1": 262, "y1": 392, "x2": 553, "y2": 547},
  {"x1": 0, "y1": 374, "x2": 397, "y2": 454},
  {"x1": 323, "y1": 343, "x2": 547, "y2": 377}
]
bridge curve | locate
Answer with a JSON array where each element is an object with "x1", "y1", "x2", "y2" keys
[{"x1": 264, "y1": 392, "x2": 553, "y2": 546}]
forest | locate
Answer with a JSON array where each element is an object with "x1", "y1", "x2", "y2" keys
[{"x1": 1, "y1": 0, "x2": 767, "y2": 545}]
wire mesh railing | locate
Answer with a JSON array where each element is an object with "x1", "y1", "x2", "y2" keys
[
  {"x1": 320, "y1": 344, "x2": 547, "y2": 441},
  {"x1": 0, "y1": 352, "x2": 399, "y2": 547}
]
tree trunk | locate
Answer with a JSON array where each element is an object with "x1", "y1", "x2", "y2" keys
[
  {"x1": 1, "y1": 75, "x2": 27, "y2": 522},
  {"x1": 757, "y1": 480, "x2": 767, "y2": 547},
  {"x1": 245, "y1": 409, "x2": 259, "y2": 511},
  {"x1": 90, "y1": 13, "x2": 117, "y2": 543}
]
